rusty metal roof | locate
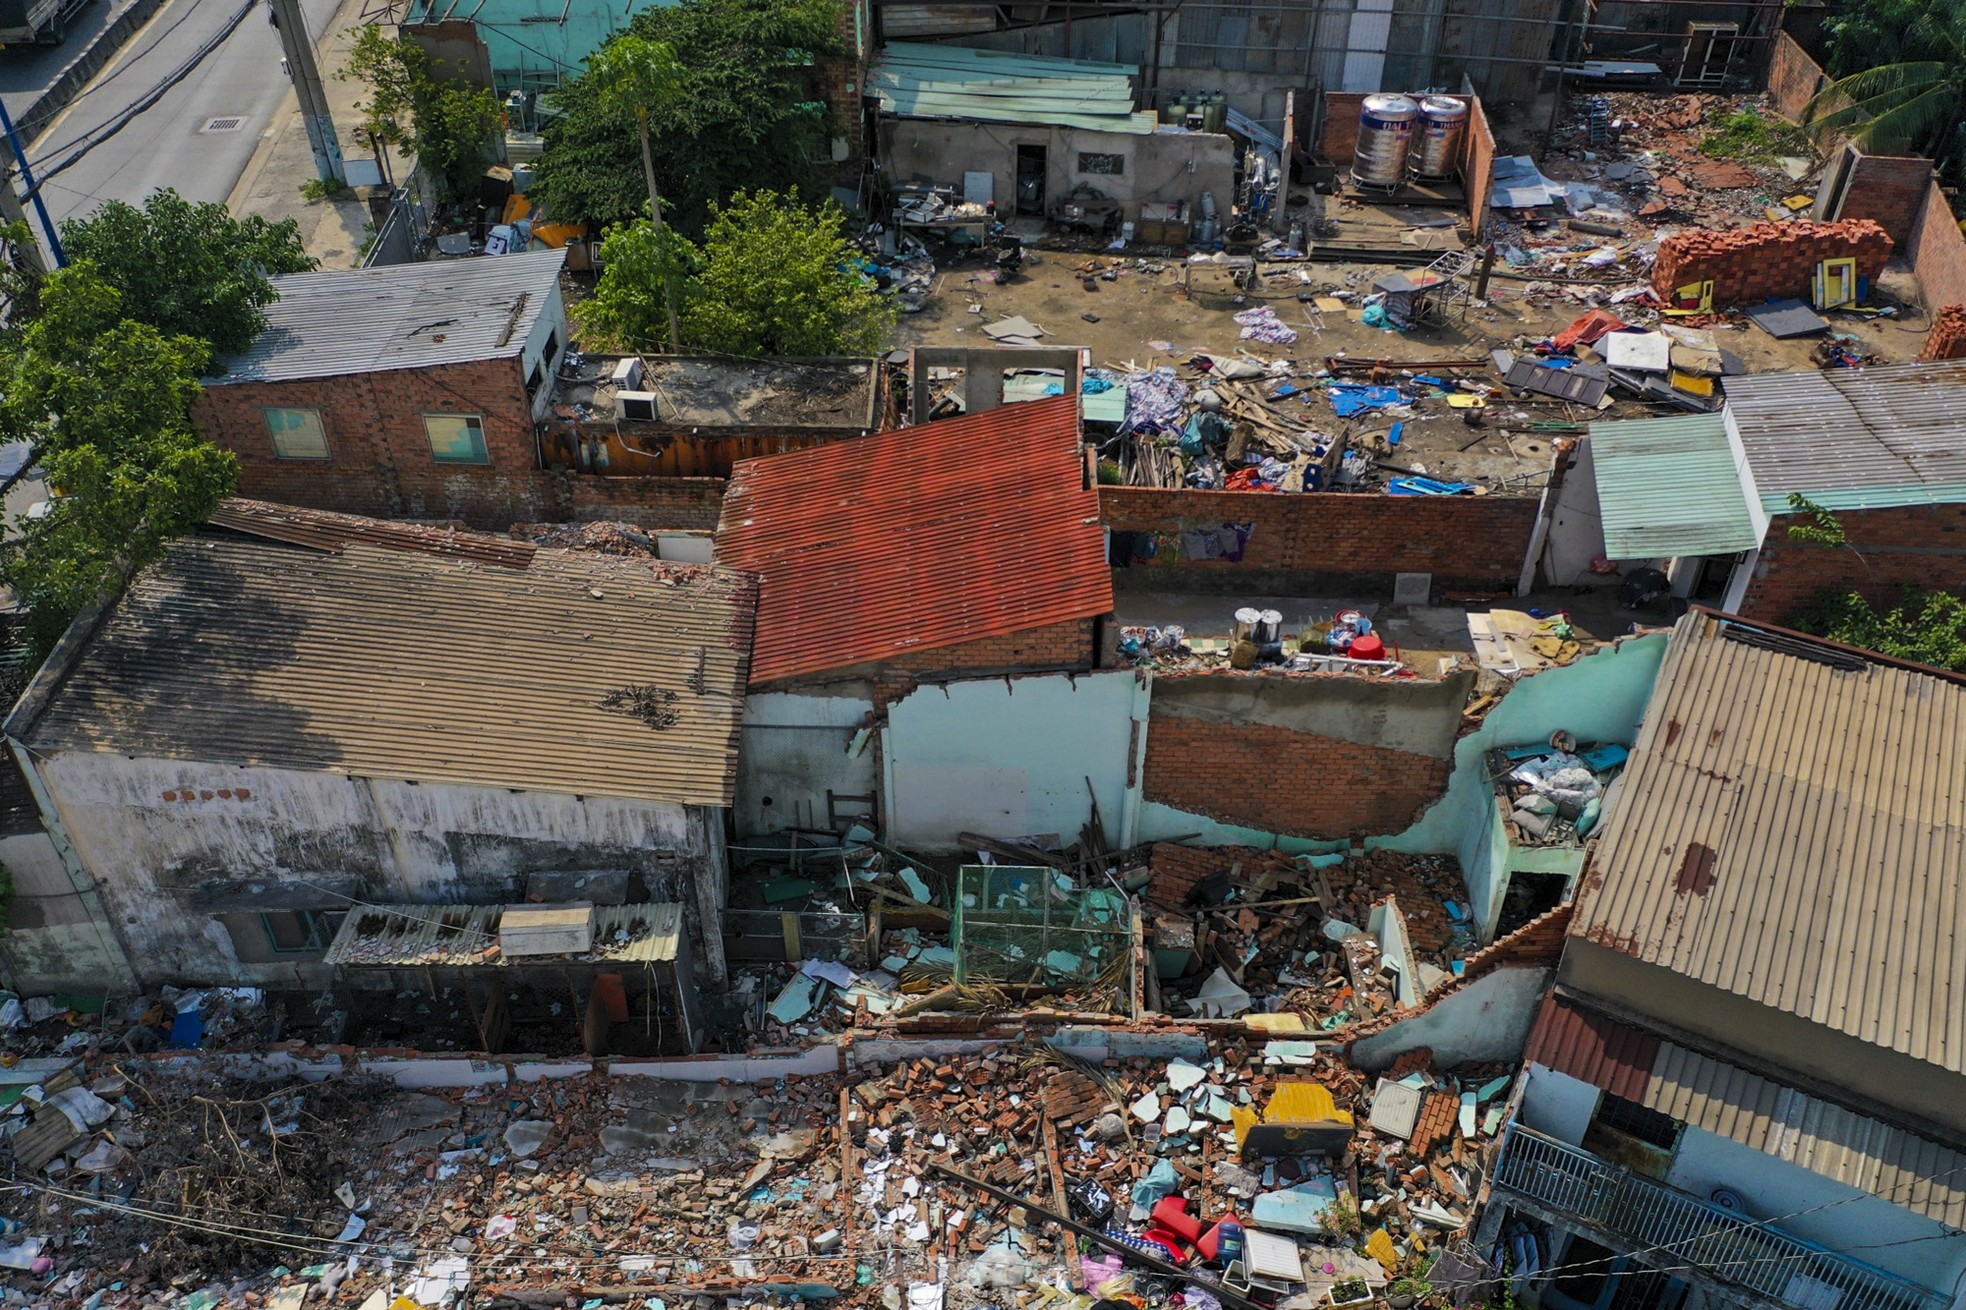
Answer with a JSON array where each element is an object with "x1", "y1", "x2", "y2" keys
[
  {"x1": 1523, "y1": 991, "x2": 1659, "y2": 1102},
  {"x1": 20, "y1": 536, "x2": 756, "y2": 808},
  {"x1": 715, "y1": 395, "x2": 1112, "y2": 685},
  {"x1": 208, "y1": 498, "x2": 538, "y2": 568},
  {"x1": 1526, "y1": 995, "x2": 1966, "y2": 1225},
  {"x1": 1573, "y1": 611, "x2": 1966, "y2": 1070}
]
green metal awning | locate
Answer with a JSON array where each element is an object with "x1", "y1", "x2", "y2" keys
[{"x1": 1590, "y1": 414, "x2": 1760, "y2": 561}]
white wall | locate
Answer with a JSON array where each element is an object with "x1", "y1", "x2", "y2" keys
[
  {"x1": 735, "y1": 691, "x2": 878, "y2": 836},
  {"x1": 522, "y1": 282, "x2": 570, "y2": 420},
  {"x1": 30, "y1": 752, "x2": 721, "y2": 987},
  {"x1": 1520, "y1": 1063, "x2": 1600, "y2": 1145},
  {"x1": 1665, "y1": 1128, "x2": 1966, "y2": 1294},
  {"x1": 882, "y1": 670, "x2": 1148, "y2": 851},
  {"x1": 1541, "y1": 439, "x2": 1607, "y2": 587},
  {"x1": 1352, "y1": 966, "x2": 1552, "y2": 1071},
  {"x1": 0, "y1": 828, "x2": 130, "y2": 994}
]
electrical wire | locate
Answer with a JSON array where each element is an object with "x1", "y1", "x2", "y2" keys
[{"x1": 24, "y1": 0, "x2": 259, "y2": 190}]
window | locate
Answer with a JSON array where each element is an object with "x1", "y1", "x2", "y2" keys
[
  {"x1": 424, "y1": 414, "x2": 489, "y2": 464},
  {"x1": 260, "y1": 909, "x2": 340, "y2": 954},
  {"x1": 1077, "y1": 152, "x2": 1125, "y2": 175},
  {"x1": 1592, "y1": 1093, "x2": 1681, "y2": 1149},
  {"x1": 265, "y1": 407, "x2": 329, "y2": 460}
]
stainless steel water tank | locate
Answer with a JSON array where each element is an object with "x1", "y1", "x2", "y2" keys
[
  {"x1": 1412, "y1": 95, "x2": 1470, "y2": 180},
  {"x1": 1351, "y1": 93, "x2": 1418, "y2": 189}
]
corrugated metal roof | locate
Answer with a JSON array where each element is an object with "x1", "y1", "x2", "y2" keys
[
  {"x1": 1528, "y1": 995, "x2": 1966, "y2": 1225},
  {"x1": 324, "y1": 902, "x2": 683, "y2": 968},
  {"x1": 871, "y1": 42, "x2": 1159, "y2": 134},
  {"x1": 23, "y1": 534, "x2": 755, "y2": 807},
  {"x1": 210, "y1": 249, "x2": 566, "y2": 385},
  {"x1": 1590, "y1": 414, "x2": 1760, "y2": 560},
  {"x1": 208, "y1": 498, "x2": 539, "y2": 568},
  {"x1": 1725, "y1": 361, "x2": 1966, "y2": 511},
  {"x1": 715, "y1": 394, "x2": 1113, "y2": 686},
  {"x1": 1523, "y1": 990, "x2": 1659, "y2": 1102},
  {"x1": 1573, "y1": 612, "x2": 1966, "y2": 1069}
]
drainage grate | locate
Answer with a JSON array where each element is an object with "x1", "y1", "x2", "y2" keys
[{"x1": 201, "y1": 116, "x2": 246, "y2": 133}]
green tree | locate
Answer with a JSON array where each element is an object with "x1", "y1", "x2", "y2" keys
[
  {"x1": 572, "y1": 218, "x2": 696, "y2": 352},
  {"x1": 0, "y1": 266, "x2": 236, "y2": 658},
  {"x1": 1803, "y1": 0, "x2": 1966, "y2": 176},
  {"x1": 1788, "y1": 586, "x2": 1966, "y2": 674},
  {"x1": 529, "y1": 0, "x2": 841, "y2": 237},
  {"x1": 683, "y1": 190, "x2": 893, "y2": 356},
  {"x1": 343, "y1": 25, "x2": 506, "y2": 204},
  {"x1": 57, "y1": 190, "x2": 315, "y2": 357},
  {"x1": 587, "y1": 34, "x2": 685, "y2": 348}
]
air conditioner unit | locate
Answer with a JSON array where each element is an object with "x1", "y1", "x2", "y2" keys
[
  {"x1": 610, "y1": 357, "x2": 644, "y2": 390},
  {"x1": 617, "y1": 390, "x2": 659, "y2": 422}
]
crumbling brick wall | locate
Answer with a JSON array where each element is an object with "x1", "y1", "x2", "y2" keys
[
  {"x1": 1142, "y1": 711, "x2": 1451, "y2": 839},
  {"x1": 567, "y1": 473, "x2": 726, "y2": 530},
  {"x1": 1101, "y1": 487, "x2": 1538, "y2": 592},
  {"x1": 1918, "y1": 306, "x2": 1966, "y2": 362},
  {"x1": 1650, "y1": 220, "x2": 1893, "y2": 306},
  {"x1": 758, "y1": 616, "x2": 1101, "y2": 705},
  {"x1": 1739, "y1": 503, "x2": 1966, "y2": 622}
]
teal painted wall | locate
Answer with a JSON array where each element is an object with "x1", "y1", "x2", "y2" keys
[{"x1": 1368, "y1": 631, "x2": 1670, "y2": 940}]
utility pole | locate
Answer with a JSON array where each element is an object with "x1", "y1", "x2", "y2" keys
[
  {"x1": 268, "y1": 0, "x2": 346, "y2": 185},
  {"x1": 0, "y1": 96, "x2": 62, "y2": 273}
]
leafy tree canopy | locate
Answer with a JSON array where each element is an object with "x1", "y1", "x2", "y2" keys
[
  {"x1": 529, "y1": 0, "x2": 842, "y2": 236},
  {"x1": 343, "y1": 25, "x2": 506, "y2": 205},
  {"x1": 1788, "y1": 586, "x2": 1966, "y2": 674},
  {"x1": 57, "y1": 189, "x2": 315, "y2": 358},
  {"x1": 575, "y1": 189, "x2": 894, "y2": 357},
  {"x1": 0, "y1": 265, "x2": 236, "y2": 659},
  {"x1": 1806, "y1": 0, "x2": 1966, "y2": 176}
]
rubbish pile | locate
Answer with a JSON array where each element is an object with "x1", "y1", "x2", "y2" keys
[
  {"x1": 1140, "y1": 846, "x2": 1476, "y2": 1028},
  {"x1": 1486, "y1": 734, "x2": 1631, "y2": 847},
  {"x1": 1115, "y1": 607, "x2": 1409, "y2": 678},
  {"x1": 0, "y1": 1029, "x2": 1521, "y2": 1310},
  {"x1": 513, "y1": 521, "x2": 662, "y2": 555}
]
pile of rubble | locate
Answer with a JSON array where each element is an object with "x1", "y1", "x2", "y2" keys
[
  {"x1": 1141, "y1": 846, "x2": 1476, "y2": 1028},
  {"x1": 0, "y1": 1035, "x2": 1515, "y2": 1310}
]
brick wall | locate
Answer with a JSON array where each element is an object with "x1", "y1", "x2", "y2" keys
[
  {"x1": 760, "y1": 615, "x2": 1102, "y2": 703},
  {"x1": 1466, "y1": 97, "x2": 1496, "y2": 237},
  {"x1": 1740, "y1": 503, "x2": 1966, "y2": 621},
  {"x1": 1319, "y1": 92, "x2": 1368, "y2": 165},
  {"x1": 195, "y1": 361, "x2": 734, "y2": 532},
  {"x1": 195, "y1": 360, "x2": 555, "y2": 528},
  {"x1": 1909, "y1": 182, "x2": 1966, "y2": 322},
  {"x1": 1837, "y1": 153, "x2": 1934, "y2": 246},
  {"x1": 1766, "y1": 31, "x2": 1832, "y2": 123},
  {"x1": 1918, "y1": 305, "x2": 1966, "y2": 362},
  {"x1": 1141, "y1": 711, "x2": 1451, "y2": 839},
  {"x1": 1101, "y1": 486, "x2": 1538, "y2": 591},
  {"x1": 1651, "y1": 219, "x2": 1893, "y2": 306},
  {"x1": 568, "y1": 474, "x2": 726, "y2": 530}
]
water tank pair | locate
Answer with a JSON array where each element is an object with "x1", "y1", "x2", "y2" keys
[{"x1": 1352, "y1": 93, "x2": 1469, "y2": 189}]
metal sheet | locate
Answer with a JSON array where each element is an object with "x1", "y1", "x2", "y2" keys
[
  {"x1": 1506, "y1": 358, "x2": 1608, "y2": 406},
  {"x1": 1574, "y1": 613, "x2": 1966, "y2": 1074},
  {"x1": 717, "y1": 395, "x2": 1111, "y2": 686},
  {"x1": 24, "y1": 535, "x2": 756, "y2": 808},
  {"x1": 1742, "y1": 298, "x2": 1830, "y2": 339},
  {"x1": 212, "y1": 249, "x2": 566, "y2": 384},
  {"x1": 1589, "y1": 414, "x2": 1758, "y2": 559}
]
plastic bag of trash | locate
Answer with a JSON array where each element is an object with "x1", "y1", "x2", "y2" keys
[{"x1": 969, "y1": 1241, "x2": 1034, "y2": 1288}]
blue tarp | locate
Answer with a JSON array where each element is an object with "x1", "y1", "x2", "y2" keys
[{"x1": 1328, "y1": 385, "x2": 1405, "y2": 417}]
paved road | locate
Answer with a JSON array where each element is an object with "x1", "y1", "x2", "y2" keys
[
  {"x1": 22, "y1": 0, "x2": 341, "y2": 226},
  {"x1": 0, "y1": 0, "x2": 144, "y2": 122}
]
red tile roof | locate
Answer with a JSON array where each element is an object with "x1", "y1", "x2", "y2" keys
[
  {"x1": 715, "y1": 395, "x2": 1113, "y2": 685},
  {"x1": 1522, "y1": 993, "x2": 1659, "y2": 1102}
]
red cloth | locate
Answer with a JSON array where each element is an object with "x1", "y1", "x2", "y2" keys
[{"x1": 1553, "y1": 309, "x2": 1628, "y2": 351}]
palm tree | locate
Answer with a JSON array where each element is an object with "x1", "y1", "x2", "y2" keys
[
  {"x1": 587, "y1": 34, "x2": 683, "y2": 350},
  {"x1": 1802, "y1": 0, "x2": 1966, "y2": 172}
]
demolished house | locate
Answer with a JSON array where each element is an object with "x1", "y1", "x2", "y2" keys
[{"x1": 2, "y1": 501, "x2": 756, "y2": 1006}]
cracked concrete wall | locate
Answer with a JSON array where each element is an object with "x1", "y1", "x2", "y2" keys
[{"x1": 32, "y1": 752, "x2": 719, "y2": 990}]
